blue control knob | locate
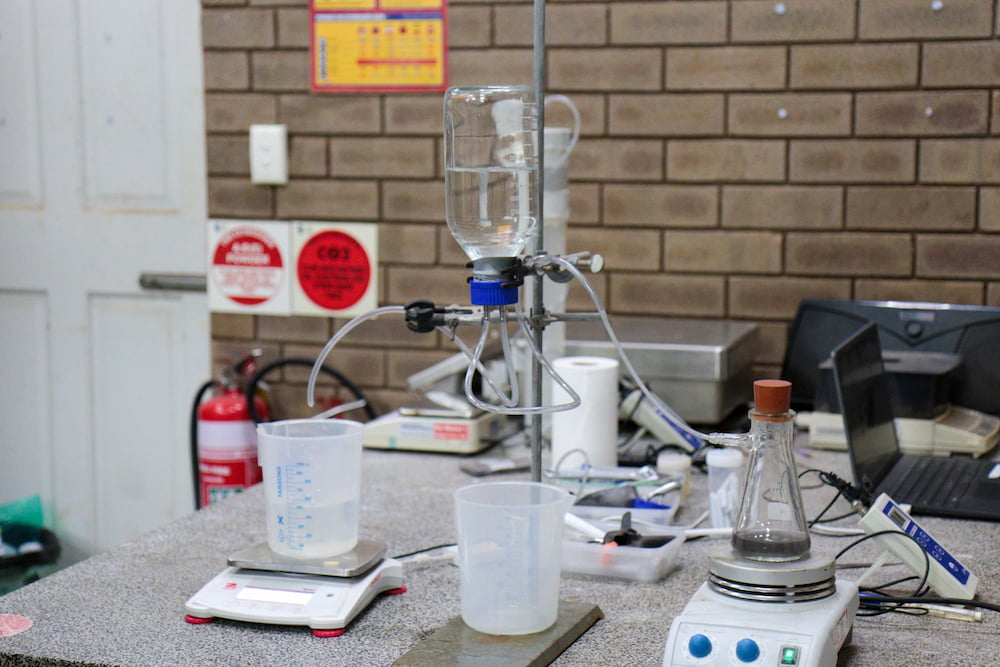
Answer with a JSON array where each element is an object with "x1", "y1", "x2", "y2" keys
[
  {"x1": 688, "y1": 634, "x2": 712, "y2": 658},
  {"x1": 736, "y1": 638, "x2": 761, "y2": 663}
]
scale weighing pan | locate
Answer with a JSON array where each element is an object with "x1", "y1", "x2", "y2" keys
[
  {"x1": 185, "y1": 540, "x2": 405, "y2": 637},
  {"x1": 228, "y1": 539, "x2": 387, "y2": 577}
]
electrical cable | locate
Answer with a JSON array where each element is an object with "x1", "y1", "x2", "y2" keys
[
  {"x1": 858, "y1": 574, "x2": 921, "y2": 593},
  {"x1": 811, "y1": 525, "x2": 865, "y2": 537},
  {"x1": 812, "y1": 510, "x2": 861, "y2": 525},
  {"x1": 808, "y1": 492, "x2": 842, "y2": 527},
  {"x1": 857, "y1": 595, "x2": 1000, "y2": 614},
  {"x1": 835, "y1": 529, "x2": 931, "y2": 617},
  {"x1": 392, "y1": 543, "x2": 456, "y2": 560},
  {"x1": 797, "y1": 468, "x2": 827, "y2": 490},
  {"x1": 245, "y1": 358, "x2": 376, "y2": 423},
  {"x1": 799, "y1": 468, "x2": 867, "y2": 532}
]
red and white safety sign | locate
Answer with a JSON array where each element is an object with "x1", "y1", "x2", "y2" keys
[
  {"x1": 207, "y1": 220, "x2": 291, "y2": 314},
  {"x1": 292, "y1": 222, "x2": 378, "y2": 317}
]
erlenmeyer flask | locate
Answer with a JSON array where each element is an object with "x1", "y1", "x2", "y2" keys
[{"x1": 730, "y1": 380, "x2": 811, "y2": 562}]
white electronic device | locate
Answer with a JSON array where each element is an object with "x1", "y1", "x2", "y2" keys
[
  {"x1": 185, "y1": 541, "x2": 404, "y2": 637},
  {"x1": 619, "y1": 387, "x2": 699, "y2": 454},
  {"x1": 663, "y1": 580, "x2": 858, "y2": 667},
  {"x1": 799, "y1": 406, "x2": 999, "y2": 458},
  {"x1": 363, "y1": 407, "x2": 512, "y2": 454},
  {"x1": 363, "y1": 348, "x2": 518, "y2": 453},
  {"x1": 857, "y1": 493, "x2": 978, "y2": 600}
]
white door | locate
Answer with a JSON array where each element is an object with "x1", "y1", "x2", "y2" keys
[{"x1": 0, "y1": 0, "x2": 209, "y2": 564}]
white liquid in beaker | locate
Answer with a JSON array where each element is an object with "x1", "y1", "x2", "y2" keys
[{"x1": 266, "y1": 495, "x2": 359, "y2": 559}]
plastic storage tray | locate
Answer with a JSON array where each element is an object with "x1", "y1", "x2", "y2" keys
[{"x1": 561, "y1": 506, "x2": 683, "y2": 582}]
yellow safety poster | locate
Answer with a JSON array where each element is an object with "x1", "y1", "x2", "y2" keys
[{"x1": 311, "y1": 0, "x2": 448, "y2": 93}]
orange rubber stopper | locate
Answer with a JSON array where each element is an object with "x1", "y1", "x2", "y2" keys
[{"x1": 754, "y1": 379, "x2": 792, "y2": 415}]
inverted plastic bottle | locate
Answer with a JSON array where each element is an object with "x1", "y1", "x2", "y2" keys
[
  {"x1": 444, "y1": 85, "x2": 538, "y2": 306},
  {"x1": 727, "y1": 380, "x2": 811, "y2": 562}
]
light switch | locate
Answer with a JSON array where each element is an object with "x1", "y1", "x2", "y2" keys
[{"x1": 249, "y1": 124, "x2": 288, "y2": 185}]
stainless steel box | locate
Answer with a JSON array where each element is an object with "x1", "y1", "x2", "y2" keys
[{"x1": 564, "y1": 317, "x2": 760, "y2": 424}]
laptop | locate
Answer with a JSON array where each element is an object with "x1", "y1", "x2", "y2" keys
[{"x1": 830, "y1": 322, "x2": 1000, "y2": 521}]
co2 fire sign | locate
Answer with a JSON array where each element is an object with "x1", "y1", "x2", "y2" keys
[
  {"x1": 208, "y1": 220, "x2": 291, "y2": 315},
  {"x1": 292, "y1": 221, "x2": 378, "y2": 317}
]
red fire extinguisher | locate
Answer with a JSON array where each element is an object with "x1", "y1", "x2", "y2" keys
[
  {"x1": 192, "y1": 353, "x2": 269, "y2": 508},
  {"x1": 196, "y1": 388, "x2": 268, "y2": 507}
]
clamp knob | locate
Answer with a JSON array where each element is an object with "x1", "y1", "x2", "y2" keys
[{"x1": 404, "y1": 300, "x2": 439, "y2": 334}]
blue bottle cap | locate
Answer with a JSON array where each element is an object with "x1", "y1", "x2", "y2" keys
[{"x1": 469, "y1": 279, "x2": 519, "y2": 306}]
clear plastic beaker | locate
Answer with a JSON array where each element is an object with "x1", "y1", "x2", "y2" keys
[
  {"x1": 258, "y1": 419, "x2": 363, "y2": 560},
  {"x1": 706, "y1": 447, "x2": 744, "y2": 529},
  {"x1": 454, "y1": 481, "x2": 572, "y2": 635}
]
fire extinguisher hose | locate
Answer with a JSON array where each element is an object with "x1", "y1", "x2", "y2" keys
[
  {"x1": 242, "y1": 358, "x2": 377, "y2": 424},
  {"x1": 189, "y1": 379, "x2": 218, "y2": 510}
]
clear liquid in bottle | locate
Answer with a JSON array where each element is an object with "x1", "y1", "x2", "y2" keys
[
  {"x1": 444, "y1": 86, "x2": 537, "y2": 263},
  {"x1": 445, "y1": 165, "x2": 535, "y2": 260}
]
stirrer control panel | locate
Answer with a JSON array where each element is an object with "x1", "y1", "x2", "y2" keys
[{"x1": 663, "y1": 581, "x2": 858, "y2": 667}]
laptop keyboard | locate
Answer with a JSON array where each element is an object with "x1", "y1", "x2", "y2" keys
[{"x1": 891, "y1": 456, "x2": 978, "y2": 509}]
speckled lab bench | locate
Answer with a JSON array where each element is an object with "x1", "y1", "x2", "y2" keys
[{"x1": 1, "y1": 447, "x2": 998, "y2": 666}]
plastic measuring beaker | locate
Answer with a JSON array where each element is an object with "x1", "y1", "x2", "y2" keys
[
  {"x1": 258, "y1": 419, "x2": 363, "y2": 559},
  {"x1": 454, "y1": 481, "x2": 572, "y2": 635}
]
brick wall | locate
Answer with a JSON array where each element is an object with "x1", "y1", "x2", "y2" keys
[{"x1": 203, "y1": 0, "x2": 1000, "y2": 420}]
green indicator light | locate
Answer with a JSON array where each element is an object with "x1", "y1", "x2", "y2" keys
[{"x1": 781, "y1": 647, "x2": 799, "y2": 665}]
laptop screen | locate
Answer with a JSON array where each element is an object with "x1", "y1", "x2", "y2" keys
[{"x1": 830, "y1": 323, "x2": 900, "y2": 495}]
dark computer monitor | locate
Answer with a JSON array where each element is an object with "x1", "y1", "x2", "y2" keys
[{"x1": 782, "y1": 299, "x2": 1000, "y2": 416}]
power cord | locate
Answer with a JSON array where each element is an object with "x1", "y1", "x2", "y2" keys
[
  {"x1": 798, "y1": 469, "x2": 868, "y2": 531},
  {"x1": 835, "y1": 529, "x2": 931, "y2": 617}
]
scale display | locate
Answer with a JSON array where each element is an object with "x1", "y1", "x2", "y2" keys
[{"x1": 310, "y1": 0, "x2": 448, "y2": 93}]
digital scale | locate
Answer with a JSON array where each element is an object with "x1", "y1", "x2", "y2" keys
[
  {"x1": 184, "y1": 539, "x2": 405, "y2": 637},
  {"x1": 363, "y1": 405, "x2": 512, "y2": 454},
  {"x1": 664, "y1": 550, "x2": 858, "y2": 667},
  {"x1": 362, "y1": 349, "x2": 519, "y2": 454}
]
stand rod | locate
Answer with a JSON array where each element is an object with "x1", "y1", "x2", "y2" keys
[{"x1": 529, "y1": 0, "x2": 546, "y2": 482}]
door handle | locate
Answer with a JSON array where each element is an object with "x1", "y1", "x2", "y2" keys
[{"x1": 138, "y1": 273, "x2": 207, "y2": 292}]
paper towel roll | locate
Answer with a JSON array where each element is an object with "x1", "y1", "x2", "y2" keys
[{"x1": 550, "y1": 356, "x2": 620, "y2": 473}]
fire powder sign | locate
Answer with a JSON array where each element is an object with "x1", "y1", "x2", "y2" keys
[
  {"x1": 292, "y1": 221, "x2": 378, "y2": 317},
  {"x1": 310, "y1": 0, "x2": 448, "y2": 93},
  {"x1": 207, "y1": 220, "x2": 291, "y2": 315}
]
